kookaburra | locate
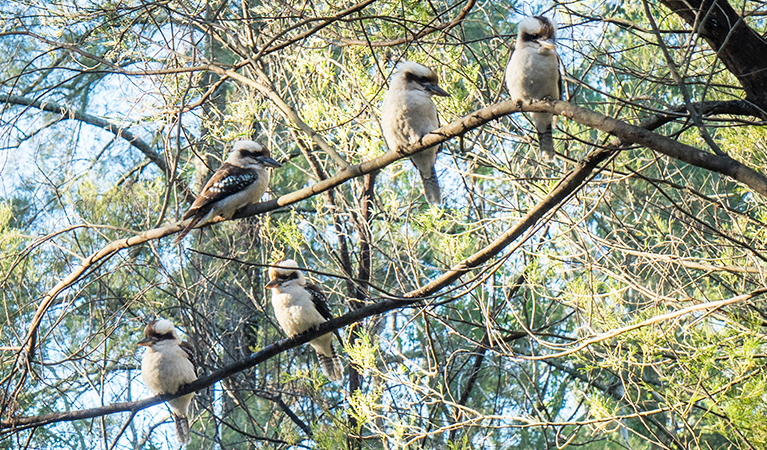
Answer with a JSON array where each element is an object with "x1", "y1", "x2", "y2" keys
[
  {"x1": 505, "y1": 16, "x2": 561, "y2": 159},
  {"x1": 138, "y1": 319, "x2": 197, "y2": 445},
  {"x1": 175, "y1": 140, "x2": 282, "y2": 243},
  {"x1": 381, "y1": 61, "x2": 450, "y2": 205},
  {"x1": 266, "y1": 259, "x2": 343, "y2": 381}
]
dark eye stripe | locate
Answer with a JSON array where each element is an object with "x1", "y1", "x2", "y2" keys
[
  {"x1": 242, "y1": 150, "x2": 266, "y2": 159},
  {"x1": 146, "y1": 331, "x2": 175, "y2": 341},
  {"x1": 521, "y1": 33, "x2": 540, "y2": 42},
  {"x1": 404, "y1": 72, "x2": 436, "y2": 85}
]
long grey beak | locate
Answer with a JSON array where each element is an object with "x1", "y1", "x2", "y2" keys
[
  {"x1": 424, "y1": 83, "x2": 450, "y2": 97},
  {"x1": 259, "y1": 156, "x2": 282, "y2": 168},
  {"x1": 538, "y1": 39, "x2": 556, "y2": 51}
]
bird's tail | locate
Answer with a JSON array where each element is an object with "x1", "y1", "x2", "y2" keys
[
  {"x1": 420, "y1": 169, "x2": 442, "y2": 205},
  {"x1": 317, "y1": 348, "x2": 344, "y2": 382},
  {"x1": 174, "y1": 214, "x2": 205, "y2": 244},
  {"x1": 173, "y1": 413, "x2": 191, "y2": 445},
  {"x1": 533, "y1": 113, "x2": 555, "y2": 160}
]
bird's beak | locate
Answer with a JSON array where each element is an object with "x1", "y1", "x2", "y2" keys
[
  {"x1": 259, "y1": 156, "x2": 283, "y2": 168},
  {"x1": 424, "y1": 83, "x2": 450, "y2": 97},
  {"x1": 538, "y1": 39, "x2": 557, "y2": 51},
  {"x1": 137, "y1": 337, "x2": 153, "y2": 346},
  {"x1": 265, "y1": 279, "x2": 280, "y2": 289}
]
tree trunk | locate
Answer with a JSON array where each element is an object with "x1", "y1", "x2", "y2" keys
[{"x1": 660, "y1": 0, "x2": 767, "y2": 112}]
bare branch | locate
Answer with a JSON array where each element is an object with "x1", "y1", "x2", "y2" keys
[
  {"x1": 16, "y1": 98, "x2": 767, "y2": 393},
  {"x1": 1, "y1": 94, "x2": 166, "y2": 171}
]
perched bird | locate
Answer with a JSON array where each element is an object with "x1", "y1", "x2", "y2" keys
[
  {"x1": 505, "y1": 16, "x2": 562, "y2": 159},
  {"x1": 381, "y1": 61, "x2": 450, "y2": 205},
  {"x1": 138, "y1": 319, "x2": 197, "y2": 445},
  {"x1": 175, "y1": 140, "x2": 282, "y2": 243},
  {"x1": 266, "y1": 259, "x2": 343, "y2": 381}
]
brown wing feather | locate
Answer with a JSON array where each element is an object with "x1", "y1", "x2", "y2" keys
[
  {"x1": 306, "y1": 282, "x2": 333, "y2": 322},
  {"x1": 179, "y1": 340, "x2": 197, "y2": 373},
  {"x1": 175, "y1": 205, "x2": 213, "y2": 243},
  {"x1": 182, "y1": 163, "x2": 259, "y2": 220}
]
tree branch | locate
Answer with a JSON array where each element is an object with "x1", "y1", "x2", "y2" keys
[
  {"x1": 319, "y1": 0, "x2": 477, "y2": 48},
  {"x1": 407, "y1": 142, "x2": 616, "y2": 298},
  {"x1": 660, "y1": 0, "x2": 767, "y2": 110},
  {"x1": 254, "y1": 391, "x2": 312, "y2": 436},
  {"x1": 540, "y1": 100, "x2": 767, "y2": 197},
  {"x1": 16, "y1": 98, "x2": 767, "y2": 394},
  {"x1": 1, "y1": 296, "x2": 412, "y2": 433},
  {"x1": 640, "y1": 100, "x2": 766, "y2": 129},
  {"x1": 7, "y1": 273, "x2": 762, "y2": 433},
  {"x1": 1, "y1": 94, "x2": 167, "y2": 172}
]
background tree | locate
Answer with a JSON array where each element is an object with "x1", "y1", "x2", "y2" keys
[{"x1": 1, "y1": 0, "x2": 767, "y2": 449}]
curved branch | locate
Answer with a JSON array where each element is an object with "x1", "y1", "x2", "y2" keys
[
  {"x1": 522, "y1": 289, "x2": 767, "y2": 361},
  {"x1": 254, "y1": 391, "x2": 312, "y2": 436},
  {"x1": 321, "y1": 0, "x2": 476, "y2": 47},
  {"x1": 641, "y1": 100, "x2": 766, "y2": 129},
  {"x1": 16, "y1": 98, "x2": 767, "y2": 389},
  {"x1": 255, "y1": 0, "x2": 379, "y2": 58},
  {"x1": 7, "y1": 269, "x2": 763, "y2": 432},
  {"x1": 408, "y1": 143, "x2": 616, "y2": 298},
  {"x1": 541, "y1": 99, "x2": 767, "y2": 196},
  {"x1": 1, "y1": 94, "x2": 167, "y2": 172},
  {"x1": 1, "y1": 297, "x2": 414, "y2": 433}
]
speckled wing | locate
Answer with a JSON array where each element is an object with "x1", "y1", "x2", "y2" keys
[
  {"x1": 182, "y1": 163, "x2": 259, "y2": 220},
  {"x1": 306, "y1": 282, "x2": 333, "y2": 322}
]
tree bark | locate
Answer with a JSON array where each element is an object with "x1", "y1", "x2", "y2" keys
[{"x1": 660, "y1": 0, "x2": 767, "y2": 112}]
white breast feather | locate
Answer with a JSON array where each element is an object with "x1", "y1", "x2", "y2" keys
[
  {"x1": 506, "y1": 47, "x2": 559, "y2": 102},
  {"x1": 141, "y1": 341, "x2": 196, "y2": 416},
  {"x1": 271, "y1": 285, "x2": 326, "y2": 336},
  {"x1": 382, "y1": 89, "x2": 439, "y2": 150}
]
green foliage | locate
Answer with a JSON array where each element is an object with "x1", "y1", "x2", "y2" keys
[{"x1": 4, "y1": 0, "x2": 767, "y2": 449}]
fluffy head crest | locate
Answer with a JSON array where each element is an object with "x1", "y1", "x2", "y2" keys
[
  {"x1": 397, "y1": 61, "x2": 436, "y2": 78},
  {"x1": 152, "y1": 318, "x2": 175, "y2": 335},
  {"x1": 225, "y1": 140, "x2": 281, "y2": 169},
  {"x1": 394, "y1": 61, "x2": 439, "y2": 84},
  {"x1": 232, "y1": 140, "x2": 266, "y2": 153},
  {"x1": 228, "y1": 140, "x2": 270, "y2": 161},
  {"x1": 388, "y1": 60, "x2": 449, "y2": 97},
  {"x1": 267, "y1": 259, "x2": 306, "y2": 288},
  {"x1": 518, "y1": 16, "x2": 557, "y2": 39},
  {"x1": 269, "y1": 259, "x2": 299, "y2": 279},
  {"x1": 140, "y1": 318, "x2": 181, "y2": 344}
]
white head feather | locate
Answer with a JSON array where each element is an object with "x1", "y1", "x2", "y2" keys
[
  {"x1": 232, "y1": 140, "x2": 266, "y2": 153},
  {"x1": 268, "y1": 259, "x2": 307, "y2": 287},
  {"x1": 395, "y1": 61, "x2": 436, "y2": 80},
  {"x1": 518, "y1": 16, "x2": 558, "y2": 37},
  {"x1": 153, "y1": 318, "x2": 176, "y2": 335}
]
